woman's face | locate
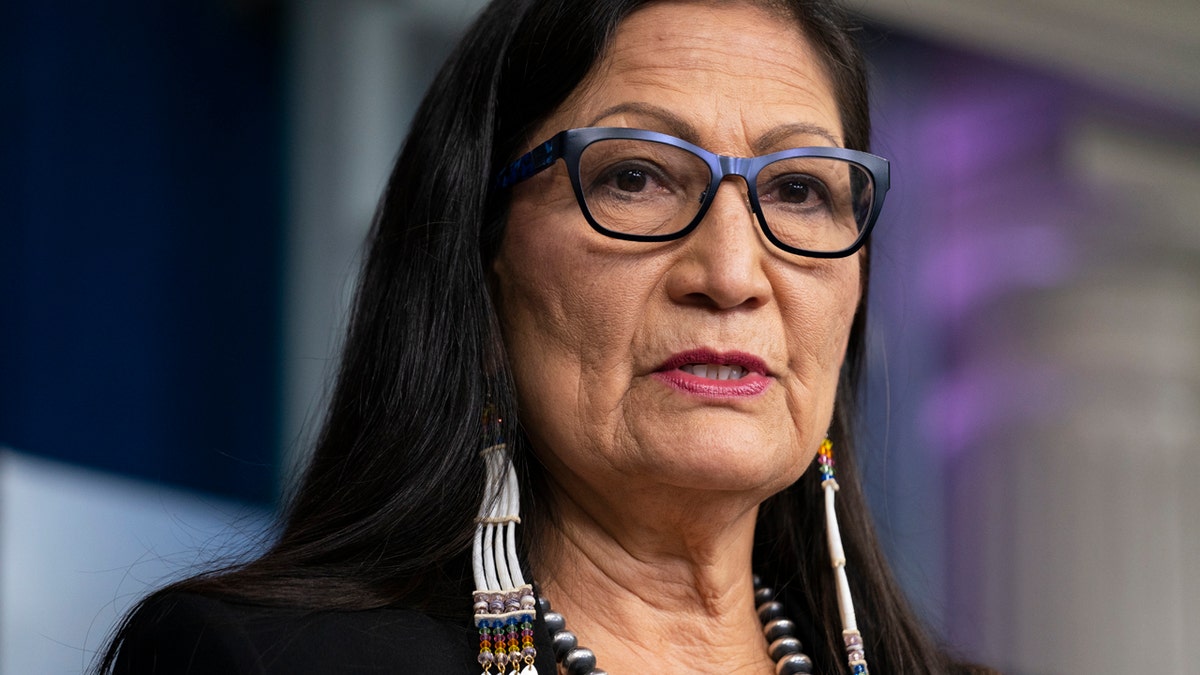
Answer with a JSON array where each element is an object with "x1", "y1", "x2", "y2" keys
[{"x1": 493, "y1": 1, "x2": 861, "y2": 503}]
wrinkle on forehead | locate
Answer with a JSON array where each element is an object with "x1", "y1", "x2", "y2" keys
[{"x1": 549, "y1": 1, "x2": 843, "y2": 152}]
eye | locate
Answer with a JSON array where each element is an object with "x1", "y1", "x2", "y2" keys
[
  {"x1": 594, "y1": 161, "x2": 667, "y2": 197},
  {"x1": 776, "y1": 176, "x2": 824, "y2": 204},
  {"x1": 612, "y1": 167, "x2": 650, "y2": 193},
  {"x1": 779, "y1": 179, "x2": 813, "y2": 204},
  {"x1": 760, "y1": 174, "x2": 830, "y2": 210}
]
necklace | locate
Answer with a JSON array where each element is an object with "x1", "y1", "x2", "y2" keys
[{"x1": 538, "y1": 576, "x2": 814, "y2": 675}]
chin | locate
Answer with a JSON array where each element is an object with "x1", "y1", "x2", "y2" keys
[{"x1": 644, "y1": 429, "x2": 809, "y2": 496}]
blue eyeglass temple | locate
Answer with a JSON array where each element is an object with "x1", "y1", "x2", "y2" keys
[{"x1": 495, "y1": 137, "x2": 562, "y2": 189}]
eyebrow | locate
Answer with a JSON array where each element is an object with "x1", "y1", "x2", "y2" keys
[
  {"x1": 584, "y1": 101, "x2": 843, "y2": 152},
  {"x1": 754, "y1": 122, "x2": 842, "y2": 151},
  {"x1": 586, "y1": 102, "x2": 700, "y2": 142}
]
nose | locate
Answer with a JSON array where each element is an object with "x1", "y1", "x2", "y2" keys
[{"x1": 663, "y1": 178, "x2": 772, "y2": 310}]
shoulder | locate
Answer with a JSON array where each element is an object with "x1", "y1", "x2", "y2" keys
[{"x1": 112, "y1": 591, "x2": 481, "y2": 674}]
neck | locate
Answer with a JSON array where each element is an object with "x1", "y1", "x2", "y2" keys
[{"x1": 532, "y1": 482, "x2": 776, "y2": 674}]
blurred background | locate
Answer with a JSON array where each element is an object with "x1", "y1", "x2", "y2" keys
[{"x1": 2, "y1": 0, "x2": 1197, "y2": 672}]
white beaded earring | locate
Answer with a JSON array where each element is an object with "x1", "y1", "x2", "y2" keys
[
  {"x1": 471, "y1": 408, "x2": 538, "y2": 675},
  {"x1": 818, "y1": 438, "x2": 870, "y2": 674}
]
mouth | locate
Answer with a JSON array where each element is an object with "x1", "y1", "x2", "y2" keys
[
  {"x1": 657, "y1": 350, "x2": 769, "y2": 377},
  {"x1": 653, "y1": 349, "x2": 772, "y2": 398},
  {"x1": 677, "y1": 363, "x2": 749, "y2": 380}
]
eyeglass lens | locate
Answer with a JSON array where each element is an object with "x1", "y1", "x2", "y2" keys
[{"x1": 577, "y1": 138, "x2": 874, "y2": 253}]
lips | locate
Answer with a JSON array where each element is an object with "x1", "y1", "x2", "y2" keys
[{"x1": 652, "y1": 349, "x2": 772, "y2": 398}]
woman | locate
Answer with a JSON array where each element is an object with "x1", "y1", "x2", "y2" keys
[{"x1": 99, "y1": 0, "x2": 988, "y2": 673}]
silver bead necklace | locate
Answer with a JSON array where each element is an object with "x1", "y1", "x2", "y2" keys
[{"x1": 539, "y1": 576, "x2": 815, "y2": 675}]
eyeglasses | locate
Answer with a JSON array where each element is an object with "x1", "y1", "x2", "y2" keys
[{"x1": 495, "y1": 127, "x2": 889, "y2": 258}]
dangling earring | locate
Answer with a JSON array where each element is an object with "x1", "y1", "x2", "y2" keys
[
  {"x1": 819, "y1": 438, "x2": 870, "y2": 674},
  {"x1": 472, "y1": 406, "x2": 538, "y2": 675}
]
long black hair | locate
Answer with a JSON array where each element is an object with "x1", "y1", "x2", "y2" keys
[{"x1": 98, "y1": 1, "x2": 978, "y2": 672}]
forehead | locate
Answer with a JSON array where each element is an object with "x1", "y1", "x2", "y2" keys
[{"x1": 543, "y1": 0, "x2": 843, "y2": 150}]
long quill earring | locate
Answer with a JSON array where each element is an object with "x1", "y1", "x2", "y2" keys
[
  {"x1": 472, "y1": 407, "x2": 538, "y2": 675},
  {"x1": 819, "y1": 438, "x2": 870, "y2": 674}
]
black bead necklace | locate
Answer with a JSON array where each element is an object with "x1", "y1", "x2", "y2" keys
[{"x1": 539, "y1": 576, "x2": 814, "y2": 675}]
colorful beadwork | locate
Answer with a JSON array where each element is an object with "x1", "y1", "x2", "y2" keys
[
  {"x1": 818, "y1": 437, "x2": 836, "y2": 483},
  {"x1": 477, "y1": 624, "x2": 494, "y2": 671},
  {"x1": 474, "y1": 586, "x2": 538, "y2": 673},
  {"x1": 844, "y1": 629, "x2": 869, "y2": 674}
]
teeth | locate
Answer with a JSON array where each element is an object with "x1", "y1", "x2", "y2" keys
[{"x1": 679, "y1": 364, "x2": 748, "y2": 380}]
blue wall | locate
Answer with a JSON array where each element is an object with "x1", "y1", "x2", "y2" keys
[{"x1": 1, "y1": 1, "x2": 285, "y2": 503}]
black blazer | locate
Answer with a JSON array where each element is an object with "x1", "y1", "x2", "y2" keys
[{"x1": 114, "y1": 592, "x2": 559, "y2": 674}]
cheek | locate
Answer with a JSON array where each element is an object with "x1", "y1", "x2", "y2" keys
[
  {"x1": 823, "y1": 264, "x2": 862, "y2": 362},
  {"x1": 491, "y1": 207, "x2": 649, "y2": 449},
  {"x1": 494, "y1": 229, "x2": 620, "y2": 367},
  {"x1": 778, "y1": 259, "x2": 861, "y2": 428},
  {"x1": 781, "y1": 259, "x2": 859, "y2": 352},
  {"x1": 494, "y1": 176, "x2": 674, "y2": 367},
  {"x1": 820, "y1": 259, "x2": 861, "y2": 354},
  {"x1": 493, "y1": 191, "x2": 582, "y2": 349}
]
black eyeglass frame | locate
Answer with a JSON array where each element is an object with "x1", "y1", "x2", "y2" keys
[{"x1": 495, "y1": 127, "x2": 890, "y2": 258}]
